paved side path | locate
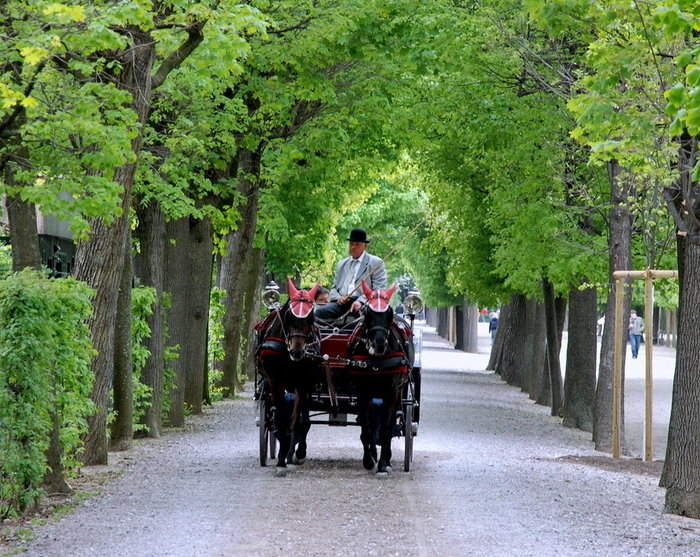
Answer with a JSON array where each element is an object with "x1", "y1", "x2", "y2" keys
[{"x1": 460, "y1": 320, "x2": 675, "y2": 460}]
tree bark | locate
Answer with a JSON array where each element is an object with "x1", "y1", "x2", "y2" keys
[
  {"x1": 3, "y1": 108, "x2": 41, "y2": 272},
  {"x1": 497, "y1": 294, "x2": 527, "y2": 387},
  {"x1": 542, "y1": 277, "x2": 564, "y2": 416},
  {"x1": 164, "y1": 214, "x2": 213, "y2": 423},
  {"x1": 455, "y1": 301, "x2": 479, "y2": 353},
  {"x1": 562, "y1": 282, "x2": 597, "y2": 432},
  {"x1": 183, "y1": 216, "x2": 213, "y2": 413},
  {"x1": 5, "y1": 172, "x2": 40, "y2": 271},
  {"x1": 593, "y1": 159, "x2": 633, "y2": 453},
  {"x1": 661, "y1": 131, "x2": 696, "y2": 500},
  {"x1": 241, "y1": 248, "x2": 266, "y2": 384},
  {"x1": 218, "y1": 147, "x2": 262, "y2": 396},
  {"x1": 42, "y1": 375, "x2": 71, "y2": 495},
  {"x1": 663, "y1": 243, "x2": 700, "y2": 517},
  {"x1": 660, "y1": 192, "x2": 688, "y2": 487},
  {"x1": 520, "y1": 297, "x2": 538, "y2": 394},
  {"x1": 110, "y1": 229, "x2": 134, "y2": 451},
  {"x1": 75, "y1": 30, "x2": 155, "y2": 465},
  {"x1": 134, "y1": 199, "x2": 166, "y2": 438},
  {"x1": 436, "y1": 307, "x2": 449, "y2": 339},
  {"x1": 238, "y1": 247, "x2": 265, "y2": 383},
  {"x1": 487, "y1": 302, "x2": 508, "y2": 372},
  {"x1": 528, "y1": 303, "x2": 547, "y2": 402}
]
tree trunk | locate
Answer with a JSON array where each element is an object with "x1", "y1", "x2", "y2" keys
[
  {"x1": 528, "y1": 303, "x2": 547, "y2": 402},
  {"x1": 562, "y1": 282, "x2": 597, "y2": 431},
  {"x1": 542, "y1": 277, "x2": 563, "y2": 416},
  {"x1": 660, "y1": 196, "x2": 688, "y2": 487},
  {"x1": 42, "y1": 376, "x2": 71, "y2": 495},
  {"x1": 3, "y1": 112, "x2": 40, "y2": 272},
  {"x1": 436, "y1": 307, "x2": 449, "y2": 339},
  {"x1": 74, "y1": 30, "x2": 155, "y2": 465},
  {"x1": 218, "y1": 147, "x2": 262, "y2": 396},
  {"x1": 110, "y1": 230, "x2": 134, "y2": 451},
  {"x1": 238, "y1": 247, "x2": 265, "y2": 383},
  {"x1": 487, "y1": 303, "x2": 508, "y2": 372},
  {"x1": 664, "y1": 243, "x2": 700, "y2": 517},
  {"x1": 455, "y1": 301, "x2": 479, "y2": 353},
  {"x1": 76, "y1": 210, "x2": 133, "y2": 464},
  {"x1": 520, "y1": 297, "x2": 539, "y2": 394},
  {"x1": 134, "y1": 199, "x2": 166, "y2": 438},
  {"x1": 241, "y1": 248, "x2": 266, "y2": 384},
  {"x1": 5, "y1": 193, "x2": 40, "y2": 273},
  {"x1": 183, "y1": 216, "x2": 213, "y2": 412},
  {"x1": 164, "y1": 214, "x2": 213, "y2": 423},
  {"x1": 497, "y1": 294, "x2": 527, "y2": 387},
  {"x1": 593, "y1": 159, "x2": 633, "y2": 453}
]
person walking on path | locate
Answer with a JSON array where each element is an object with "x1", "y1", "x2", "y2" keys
[
  {"x1": 629, "y1": 309, "x2": 644, "y2": 358},
  {"x1": 315, "y1": 228, "x2": 387, "y2": 322},
  {"x1": 488, "y1": 311, "x2": 499, "y2": 343}
]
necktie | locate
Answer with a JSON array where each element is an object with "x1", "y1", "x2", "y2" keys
[{"x1": 343, "y1": 259, "x2": 358, "y2": 296}]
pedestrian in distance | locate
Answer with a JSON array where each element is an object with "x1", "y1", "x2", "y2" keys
[
  {"x1": 480, "y1": 307, "x2": 489, "y2": 322},
  {"x1": 629, "y1": 309, "x2": 644, "y2": 359},
  {"x1": 489, "y1": 311, "x2": 499, "y2": 343}
]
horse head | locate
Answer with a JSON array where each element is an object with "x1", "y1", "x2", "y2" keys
[
  {"x1": 284, "y1": 278, "x2": 320, "y2": 361},
  {"x1": 360, "y1": 281, "x2": 397, "y2": 356}
]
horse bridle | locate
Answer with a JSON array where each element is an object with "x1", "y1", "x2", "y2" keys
[
  {"x1": 361, "y1": 292, "x2": 394, "y2": 350},
  {"x1": 278, "y1": 298, "x2": 318, "y2": 354}
]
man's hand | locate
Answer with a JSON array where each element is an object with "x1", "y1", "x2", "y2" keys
[{"x1": 350, "y1": 300, "x2": 362, "y2": 313}]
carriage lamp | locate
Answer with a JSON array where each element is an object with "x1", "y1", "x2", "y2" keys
[
  {"x1": 261, "y1": 280, "x2": 281, "y2": 309},
  {"x1": 403, "y1": 289, "x2": 424, "y2": 316}
]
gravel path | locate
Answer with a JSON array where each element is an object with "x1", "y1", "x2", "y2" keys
[{"x1": 2, "y1": 325, "x2": 700, "y2": 556}]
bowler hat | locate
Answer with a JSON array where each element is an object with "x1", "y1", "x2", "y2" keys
[{"x1": 347, "y1": 228, "x2": 369, "y2": 243}]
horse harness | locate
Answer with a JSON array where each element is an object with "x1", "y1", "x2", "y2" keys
[
  {"x1": 254, "y1": 304, "x2": 320, "y2": 360},
  {"x1": 348, "y1": 317, "x2": 412, "y2": 375}
]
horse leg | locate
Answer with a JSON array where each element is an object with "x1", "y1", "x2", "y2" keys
[
  {"x1": 377, "y1": 382, "x2": 401, "y2": 474},
  {"x1": 287, "y1": 389, "x2": 309, "y2": 465},
  {"x1": 294, "y1": 396, "x2": 310, "y2": 464},
  {"x1": 358, "y1": 391, "x2": 377, "y2": 470},
  {"x1": 272, "y1": 388, "x2": 292, "y2": 472}
]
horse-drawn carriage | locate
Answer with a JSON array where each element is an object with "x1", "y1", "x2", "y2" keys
[{"x1": 253, "y1": 279, "x2": 423, "y2": 475}]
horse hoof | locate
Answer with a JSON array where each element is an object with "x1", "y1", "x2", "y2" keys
[
  {"x1": 363, "y1": 454, "x2": 376, "y2": 470},
  {"x1": 293, "y1": 455, "x2": 306, "y2": 465},
  {"x1": 376, "y1": 471, "x2": 389, "y2": 479},
  {"x1": 274, "y1": 467, "x2": 288, "y2": 477}
]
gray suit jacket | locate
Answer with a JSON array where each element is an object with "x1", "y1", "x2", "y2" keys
[{"x1": 330, "y1": 252, "x2": 387, "y2": 303}]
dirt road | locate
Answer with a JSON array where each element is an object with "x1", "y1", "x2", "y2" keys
[{"x1": 3, "y1": 325, "x2": 699, "y2": 556}]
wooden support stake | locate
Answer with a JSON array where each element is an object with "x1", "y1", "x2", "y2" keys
[
  {"x1": 610, "y1": 269, "x2": 677, "y2": 460},
  {"x1": 612, "y1": 278, "x2": 625, "y2": 458},
  {"x1": 644, "y1": 272, "x2": 654, "y2": 461}
]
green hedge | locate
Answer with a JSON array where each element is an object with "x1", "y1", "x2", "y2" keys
[{"x1": 0, "y1": 270, "x2": 94, "y2": 518}]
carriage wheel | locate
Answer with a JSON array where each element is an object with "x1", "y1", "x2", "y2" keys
[
  {"x1": 259, "y1": 398, "x2": 269, "y2": 466},
  {"x1": 403, "y1": 400, "x2": 414, "y2": 472},
  {"x1": 259, "y1": 397, "x2": 276, "y2": 466}
]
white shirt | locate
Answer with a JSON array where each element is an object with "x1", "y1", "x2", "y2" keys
[{"x1": 342, "y1": 252, "x2": 366, "y2": 296}]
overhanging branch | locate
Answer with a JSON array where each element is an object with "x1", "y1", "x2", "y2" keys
[{"x1": 151, "y1": 20, "x2": 206, "y2": 89}]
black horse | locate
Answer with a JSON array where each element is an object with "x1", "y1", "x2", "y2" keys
[
  {"x1": 255, "y1": 279, "x2": 320, "y2": 475},
  {"x1": 349, "y1": 281, "x2": 414, "y2": 475}
]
